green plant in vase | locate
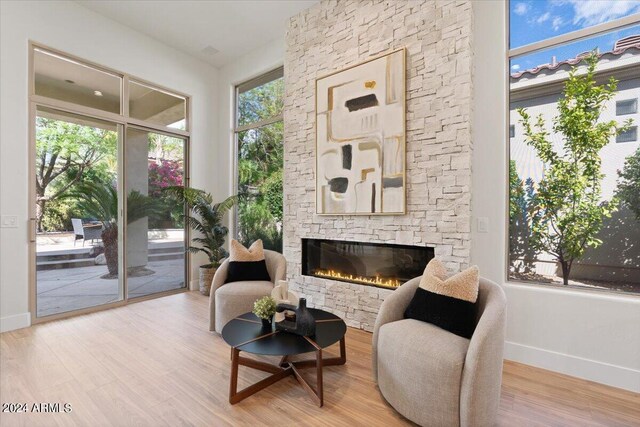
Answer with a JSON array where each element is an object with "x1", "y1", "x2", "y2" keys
[
  {"x1": 164, "y1": 186, "x2": 236, "y2": 295},
  {"x1": 253, "y1": 296, "x2": 277, "y2": 328}
]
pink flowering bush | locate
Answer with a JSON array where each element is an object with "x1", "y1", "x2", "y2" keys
[{"x1": 149, "y1": 160, "x2": 183, "y2": 197}]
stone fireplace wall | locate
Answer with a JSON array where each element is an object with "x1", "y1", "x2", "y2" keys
[{"x1": 283, "y1": 0, "x2": 474, "y2": 330}]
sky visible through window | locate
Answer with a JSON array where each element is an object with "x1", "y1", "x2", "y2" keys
[{"x1": 510, "y1": 1, "x2": 640, "y2": 72}]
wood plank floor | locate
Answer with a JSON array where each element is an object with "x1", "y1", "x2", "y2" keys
[{"x1": 1, "y1": 291, "x2": 638, "y2": 427}]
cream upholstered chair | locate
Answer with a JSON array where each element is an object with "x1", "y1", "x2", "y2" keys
[
  {"x1": 208, "y1": 249, "x2": 286, "y2": 333},
  {"x1": 372, "y1": 276, "x2": 507, "y2": 427}
]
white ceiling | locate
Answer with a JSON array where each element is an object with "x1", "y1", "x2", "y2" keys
[{"x1": 74, "y1": 1, "x2": 317, "y2": 68}]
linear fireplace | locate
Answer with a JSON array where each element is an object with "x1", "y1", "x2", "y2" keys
[{"x1": 302, "y1": 238, "x2": 434, "y2": 290}]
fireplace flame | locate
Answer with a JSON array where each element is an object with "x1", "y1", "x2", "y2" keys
[{"x1": 313, "y1": 269, "x2": 401, "y2": 288}]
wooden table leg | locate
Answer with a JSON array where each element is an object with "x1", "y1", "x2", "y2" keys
[
  {"x1": 229, "y1": 349, "x2": 293, "y2": 405},
  {"x1": 227, "y1": 335, "x2": 345, "y2": 407},
  {"x1": 287, "y1": 336, "x2": 325, "y2": 407},
  {"x1": 291, "y1": 336, "x2": 347, "y2": 369},
  {"x1": 230, "y1": 366, "x2": 293, "y2": 404},
  {"x1": 229, "y1": 347, "x2": 239, "y2": 403},
  {"x1": 279, "y1": 355, "x2": 288, "y2": 367},
  {"x1": 316, "y1": 347, "x2": 323, "y2": 407}
]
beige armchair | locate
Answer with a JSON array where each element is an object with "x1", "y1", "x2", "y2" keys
[
  {"x1": 208, "y1": 249, "x2": 286, "y2": 333},
  {"x1": 372, "y1": 276, "x2": 507, "y2": 427}
]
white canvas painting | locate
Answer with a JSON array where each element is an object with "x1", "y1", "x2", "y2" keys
[{"x1": 316, "y1": 49, "x2": 405, "y2": 215}]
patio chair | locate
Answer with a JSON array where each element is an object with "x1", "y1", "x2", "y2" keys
[{"x1": 71, "y1": 218, "x2": 103, "y2": 246}]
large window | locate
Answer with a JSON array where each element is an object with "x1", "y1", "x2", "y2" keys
[
  {"x1": 234, "y1": 68, "x2": 284, "y2": 252},
  {"x1": 508, "y1": 3, "x2": 640, "y2": 294}
]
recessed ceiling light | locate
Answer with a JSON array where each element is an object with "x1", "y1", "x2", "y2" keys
[{"x1": 94, "y1": 90, "x2": 103, "y2": 97}]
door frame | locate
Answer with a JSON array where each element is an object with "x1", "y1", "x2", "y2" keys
[{"x1": 28, "y1": 42, "x2": 192, "y2": 324}]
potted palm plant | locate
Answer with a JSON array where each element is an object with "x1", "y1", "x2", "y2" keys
[
  {"x1": 67, "y1": 181, "x2": 161, "y2": 278},
  {"x1": 166, "y1": 187, "x2": 236, "y2": 295}
]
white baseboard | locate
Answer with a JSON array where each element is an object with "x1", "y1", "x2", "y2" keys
[
  {"x1": 505, "y1": 341, "x2": 640, "y2": 393},
  {"x1": 0, "y1": 312, "x2": 31, "y2": 333}
]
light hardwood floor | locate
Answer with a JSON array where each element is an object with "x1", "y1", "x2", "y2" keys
[{"x1": 1, "y1": 291, "x2": 638, "y2": 427}]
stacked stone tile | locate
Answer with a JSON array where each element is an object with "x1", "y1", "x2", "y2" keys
[{"x1": 283, "y1": 0, "x2": 473, "y2": 331}]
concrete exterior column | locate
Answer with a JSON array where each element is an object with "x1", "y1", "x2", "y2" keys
[{"x1": 126, "y1": 129, "x2": 150, "y2": 269}]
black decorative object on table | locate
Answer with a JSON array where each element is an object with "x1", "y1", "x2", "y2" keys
[
  {"x1": 275, "y1": 298, "x2": 316, "y2": 337},
  {"x1": 261, "y1": 317, "x2": 273, "y2": 330}
]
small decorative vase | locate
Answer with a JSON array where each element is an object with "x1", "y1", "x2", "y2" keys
[
  {"x1": 275, "y1": 298, "x2": 316, "y2": 337},
  {"x1": 261, "y1": 317, "x2": 273, "y2": 330},
  {"x1": 271, "y1": 281, "x2": 299, "y2": 323}
]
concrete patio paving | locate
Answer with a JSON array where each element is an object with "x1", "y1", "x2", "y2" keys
[
  {"x1": 35, "y1": 230, "x2": 186, "y2": 317},
  {"x1": 36, "y1": 258, "x2": 185, "y2": 317}
]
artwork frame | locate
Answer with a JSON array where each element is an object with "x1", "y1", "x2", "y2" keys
[{"x1": 315, "y1": 47, "x2": 406, "y2": 215}]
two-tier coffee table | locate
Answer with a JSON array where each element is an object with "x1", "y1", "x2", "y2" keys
[{"x1": 221, "y1": 308, "x2": 347, "y2": 407}]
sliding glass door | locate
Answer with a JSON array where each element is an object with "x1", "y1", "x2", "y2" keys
[
  {"x1": 31, "y1": 45, "x2": 190, "y2": 320},
  {"x1": 125, "y1": 127, "x2": 186, "y2": 298},
  {"x1": 34, "y1": 107, "x2": 123, "y2": 317}
]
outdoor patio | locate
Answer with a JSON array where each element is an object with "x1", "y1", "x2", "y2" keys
[{"x1": 36, "y1": 231, "x2": 186, "y2": 317}]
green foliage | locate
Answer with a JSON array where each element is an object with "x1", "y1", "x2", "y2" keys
[
  {"x1": 41, "y1": 199, "x2": 74, "y2": 232},
  {"x1": 616, "y1": 148, "x2": 640, "y2": 220},
  {"x1": 66, "y1": 181, "x2": 163, "y2": 229},
  {"x1": 35, "y1": 116, "x2": 117, "y2": 231},
  {"x1": 236, "y1": 80, "x2": 284, "y2": 253},
  {"x1": 238, "y1": 200, "x2": 283, "y2": 251},
  {"x1": 147, "y1": 132, "x2": 184, "y2": 160},
  {"x1": 65, "y1": 181, "x2": 162, "y2": 276},
  {"x1": 517, "y1": 52, "x2": 632, "y2": 285},
  {"x1": 237, "y1": 78, "x2": 284, "y2": 127},
  {"x1": 252, "y1": 296, "x2": 277, "y2": 320},
  {"x1": 36, "y1": 116, "x2": 187, "y2": 233},
  {"x1": 42, "y1": 159, "x2": 117, "y2": 232},
  {"x1": 509, "y1": 160, "x2": 524, "y2": 218},
  {"x1": 508, "y1": 161, "x2": 541, "y2": 274},
  {"x1": 261, "y1": 169, "x2": 283, "y2": 224},
  {"x1": 165, "y1": 187, "x2": 236, "y2": 267}
]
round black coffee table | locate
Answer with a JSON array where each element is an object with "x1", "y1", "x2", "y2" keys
[{"x1": 221, "y1": 308, "x2": 347, "y2": 407}]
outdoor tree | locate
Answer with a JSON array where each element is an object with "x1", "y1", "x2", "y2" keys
[
  {"x1": 237, "y1": 77, "x2": 284, "y2": 251},
  {"x1": 148, "y1": 132, "x2": 184, "y2": 160},
  {"x1": 517, "y1": 53, "x2": 632, "y2": 286},
  {"x1": 35, "y1": 117, "x2": 116, "y2": 231},
  {"x1": 616, "y1": 147, "x2": 640, "y2": 220}
]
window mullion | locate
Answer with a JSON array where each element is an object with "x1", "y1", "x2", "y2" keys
[
  {"x1": 235, "y1": 114, "x2": 283, "y2": 133},
  {"x1": 509, "y1": 13, "x2": 640, "y2": 58}
]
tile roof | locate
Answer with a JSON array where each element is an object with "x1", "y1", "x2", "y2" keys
[{"x1": 511, "y1": 35, "x2": 640, "y2": 80}]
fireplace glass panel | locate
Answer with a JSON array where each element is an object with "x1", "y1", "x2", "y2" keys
[{"x1": 302, "y1": 239, "x2": 434, "y2": 290}]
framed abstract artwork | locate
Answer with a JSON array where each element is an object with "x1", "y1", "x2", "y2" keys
[{"x1": 315, "y1": 48, "x2": 406, "y2": 215}]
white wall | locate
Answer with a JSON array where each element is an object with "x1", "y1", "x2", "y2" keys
[
  {"x1": 0, "y1": 0, "x2": 220, "y2": 331},
  {"x1": 471, "y1": 0, "x2": 640, "y2": 392},
  {"x1": 216, "y1": 37, "x2": 285, "y2": 236}
]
